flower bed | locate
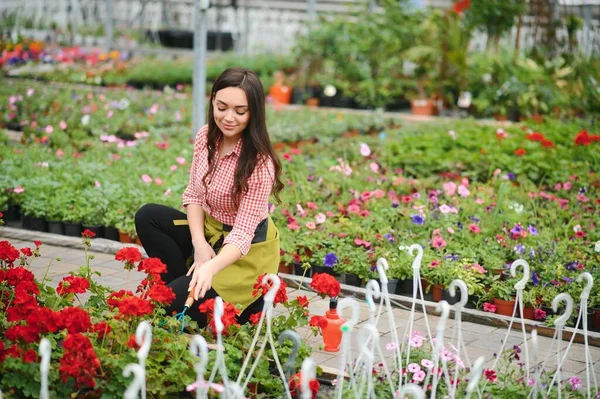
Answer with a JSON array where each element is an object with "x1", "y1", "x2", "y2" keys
[{"x1": 0, "y1": 93, "x2": 599, "y2": 326}]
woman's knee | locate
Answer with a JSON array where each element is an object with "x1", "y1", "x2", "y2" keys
[{"x1": 134, "y1": 203, "x2": 159, "y2": 228}]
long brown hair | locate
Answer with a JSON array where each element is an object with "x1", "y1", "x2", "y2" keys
[{"x1": 203, "y1": 67, "x2": 284, "y2": 207}]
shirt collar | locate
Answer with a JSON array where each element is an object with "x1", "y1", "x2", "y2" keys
[{"x1": 217, "y1": 134, "x2": 243, "y2": 158}]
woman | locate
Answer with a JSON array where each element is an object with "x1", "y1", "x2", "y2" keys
[{"x1": 135, "y1": 68, "x2": 284, "y2": 326}]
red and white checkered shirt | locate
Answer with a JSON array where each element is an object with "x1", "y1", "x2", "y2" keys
[{"x1": 182, "y1": 125, "x2": 275, "y2": 256}]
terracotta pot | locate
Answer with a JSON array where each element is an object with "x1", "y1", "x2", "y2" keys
[
  {"x1": 269, "y1": 85, "x2": 292, "y2": 105},
  {"x1": 522, "y1": 306, "x2": 535, "y2": 320},
  {"x1": 343, "y1": 129, "x2": 361, "y2": 138},
  {"x1": 305, "y1": 97, "x2": 319, "y2": 107},
  {"x1": 273, "y1": 142, "x2": 287, "y2": 150},
  {"x1": 494, "y1": 298, "x2": 516, "y2": 317},
  {"x1": 246, "y1": 382, "x2": 259, "y2": 398},
  {"x1": 278, "y1": 262, "x2": 293, "y2": 274},
  {"x1": 493, "y1": 114, "x2": 508, "y2": 121},
  {"x1": 135, "y1": 236, "x2": 142, "y2": 246},
  {"x1": 431, "y1": 284, "x2": 443, "y2": 302},
  {"x1": 592, "y1": 308, "x2": 600, "y2": 331},
  {"x1": 530, "y1": 114, "x2": 544, "y2": 124},
  {"x1": 119, "y1": 230, "x2": 136, "y2": 243},
  {"x1": 410, "y1": 99, "x2": 439, "y2": 116}
]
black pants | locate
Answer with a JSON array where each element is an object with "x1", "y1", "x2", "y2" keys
[{"x1": 134, "y1": 203, "x2": 264, "y2": 327}]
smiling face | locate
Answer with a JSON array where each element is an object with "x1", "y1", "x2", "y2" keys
[{"x1": 212, "y1": 87, "x2": 250, "y2": 143}]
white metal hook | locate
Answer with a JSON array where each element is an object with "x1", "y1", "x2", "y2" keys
[
  {"x1": 376, "y1": 258, "x2": 389, "y2": 285},
  {"x1": 577, "y1": 272, "x2": 593, "y2": 300},
  {"x1": 466, "y1": 356, "x2": 485, "y2": 398},
  {"x1": 214, "y1": 296, "x2": 225, "y2": 334},
  {"x1": 262, "y1": 273, "x2": 281, "y2": 304},
  {"x1": 407, "y1": 244, "x2": 424, "y2": 270},
  {"x1": 39, "y1": 338, "x2": 51, "y2": 399},
  {"x1": 510, "y1": 259, "x2": 530, "y2": 291},
  {"x1": 397, "y1": 383, "x2": 424, "y2": 399},
  {"x1": 300, "y1": 358, "x2": 316, "y2": 399},
  {"x1": 449, "y1": 279, "x2": 468, "y2": 310},
  {"x1": 358, "y1": 324, "x2": 379, "y2": 361},
  {"x1": 135, "y1": 321, "x2": 152, "y2": 363},
  {"x1": 278, "y1": 330, "x2": 302, "y2": 378},
  {"x1": 552, "y1": 293, "x2": 574, "y2": 329},
  {"x1": 189, "y1": 335, "x2": 209, "y2": 376},
  {"x1": 123, "y1": 363, "x2": 145, "y2": 399},
  {"x1": 338, "y1": 297, "x2": 360, "y2": 332},
  {"x1": 365, "y1": 279, "x2": 381, "y2": 312},
  {"x1": 436, "y1": 300, "x2": 450, "y2": 326}
]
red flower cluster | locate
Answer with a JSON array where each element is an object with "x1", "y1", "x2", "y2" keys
[
  {"x1": 116, "y1": 296, "x2": 154, "y2": 318},
  {"x1": 310, "y1": 273, "x2": 341, "y2": 298},
  {"x1": 574, "y1": 129, "x2": 600, "y2": 146},
  {"x1": 57, "y1": 275, "x2": 90, "y2": 296},
  {"x1": 0, "y1": 266, "x2": 35, "y2": 286},
  {"x1": 81, "y1": 229, "x2": 96, "y2": 238},
  {"x1": 289, "y1": 371, "x2": 320, "y2": 399},
  {"x1": 138, "y1": 257, "x2": 167, "y2": 275},
  {"x1": 249, "y1": 312, "x2": 262, "y2": 325},
  {"x1": 452, "y1": 0, "x2": 470, "y2": 14},
  {"x1": 297, "y1": 295, "x2": 309, "y2": 308},
  {"x1": 115, "y1": 247, "x2": 143, "y2": 270},
  {"x1": 146, "y1": 283, "x2": 176, "y2": 305},
  {"x1": 0, "y1": 240, "x2": 20, "y2": 266},
  {"x1": 309, "y1": 315, "x2": 327, "y2": 329},
  {"x1": 91, "y1": 321, "x2": 111, "y2": 339},
  {"x1": 252, "y1": 274, "x2": 288, "y2": 304},
  {"x1": 198, "y1": 298, "x2": 240, "y2": 335},
  {"x1": 59, "y1": 333, "x2": 101, "y2": 388},
  {"x1": 514, "y1": 148, "x2": 526, "y2": 156},
  {"x1": 60, "y1": 306, "x2": 92, "y2": 334},
  {"x1": 525, "y1": 131, "x2": 555, "y2": 148},
  {"x1": 107, "y1": 289, "x2": 135, "y2": 307}
]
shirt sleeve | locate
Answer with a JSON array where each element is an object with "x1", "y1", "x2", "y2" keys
[
  {"x1": 222, "y1": 156, "x2": 275, "y2": 256},
  {"x1": 182, "y1": 125, "x2": 209, "y2": 207}
]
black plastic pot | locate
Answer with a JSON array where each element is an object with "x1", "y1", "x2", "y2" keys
[
  {"x1": 377, "y1": 278, "x2": 399, "y2": 294},
  {"x1": 291, "y1": 88, "x2": 309, "y2": 105},
  {"x1": 64, "y1": 222, "x2": 82, "y2": 237},
  {"x1": 48, "y1": 220, "x2": 65, "y2": 235},
  {"x1": 2, "y1": 204, "x2": 21, "y2": 225},
  {"x1": 312, "y1": 265, "x2": 336, "y2": 276},
  {"x1": 395, "y1": 278, "x2": 415, "y2": 296},
  {"x1": 6, "y1": 122, "x2": 22, "y2": 131},
  {"x1": 21, "y1": 215, "x2": 32, "y2": 230},
  {"x1": 442, "y1": 289, "x2": 463, "y2": 306},
  {"x1": 342, "y1": 273, "x2": 363, "y2": 287},
  {"x1": 293, "y1": 262, "x2": 312, "y2": 278},
  {"x1": 29, "y1": 216, "x2": 48, "y2": 232},
  {"x1": 82, "y1": 224, "x2": 104, "y2": 238},
  {"x1": 104, "y1": 226, "x2": 120, "y2": 241}
]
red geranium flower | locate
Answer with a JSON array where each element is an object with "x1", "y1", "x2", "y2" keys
[
  {"x1": 20, "y1": 247, "x2": 33, "y2": 257},
  {"x1": 297, "y1": 295, "x2": 309, "y2": 307},
  {"x1": 514, "y1": 148, "x2": 526, "y2": 156},
  {"x1": 5, "y1": 325, "x2": 40, "y2": 343},
  {"x1": 146, "y1": 283, "x2": 176, "y2": 305},
  {"x1": 61, "y1": 307, "x2": 92, "y2": 334},
  {"x1": 0, "y1": 241, "x2": 21, "y2": 267},
  {"x1": 541, "y1": 139, "x2": 555, "y2": 148},
  {"x1": 91, "y1": 321, "x2": 111, "y2": 339},
  {"x1": 249, "y1": 312, "x2": 262, "y2": 325},
  {"x1": 115, "y1": 247, "x2": 143, "y2": 270},
  {"x1": 198, "y1": 298, "x2": 240, "y2": 335},
  {"x1": 59, "y1": 333, "x2": 100, "y2": 388},
  {"x1": 525, "y1": 132, "x2": 545, "y2": 142},
  {"x1": 107, "y1": 289, "x2": 134, "y2": 308},
  {"x1": 4, "y1": 266, "x2": 34, "y2": 286},
  {"x1": 81, "y1": 229, "x2": 96, "y2": 238},
  {"x1": 289, "y1": 371, "x2": 320, "y2": 399},
  {"x1": 26, "y1": 306, "x2": 63, "y2": 334},
  {"x1": 310, "y1": 273, "x2": 341, "y2": 298},
  {"x1": 57, "y1": 275, "x2": 90, "y2": 296},
  {"x1": 252, "y1": 274, "x2": 288, "y2": 304},
  {"x1": 126, "y1": 334, "x2": 139, "y2": 349},
  {"x1": 116, "y1": 296, "x2": 154, "y2": 318},
  {"x1": 34, "y1": 240, "x2": 42, "y2": 247},
  {"x1": 309, "y1": 315, "x2": 327, "y2": 329},
  {"x1": 575, "y1": 129, "x2": 592, "y2": 146},
  {"x1": 138, "y1": 257, "x2": 167, "y2": 275}
]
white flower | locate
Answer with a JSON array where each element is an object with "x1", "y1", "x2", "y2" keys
[
  {"x1": 508, "y1": 202, "x2": 524, "y2": 214},
  {"x1": 595, "y1": 241, "x2": 600, "y2": 253},
  {"x1": 81, "y1": 114, "x2": 90, "y2": 126},
  {"x1": 573, "y1": 225, "x2": 582, "y2": 233}
]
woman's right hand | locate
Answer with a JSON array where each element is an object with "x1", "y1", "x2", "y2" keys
[{"x1": 187, "y1": 239, "x2": 217, "y2": 277}]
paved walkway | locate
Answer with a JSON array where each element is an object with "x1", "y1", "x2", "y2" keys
[{"x1": 2, "y1": 235, "x2": 599, "y2": 389}]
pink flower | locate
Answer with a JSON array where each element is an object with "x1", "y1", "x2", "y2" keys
[
  {"x1": 296, "y1": 204, "x2": 307, "y2": 217},
  {"x1": 154, "y1": 178, "x2": 163, "y2": 185},
  {"x1": 282, "y1": 153, "x2": 293, "y2": 161},
  {"x1": 149, "y1": 103, "x2": 159, "y2": 114},
  {"x1": 470, "y1": 264, "x2": 486, "y2": 274},
  {"x1": 306, "y1": 222, "x2": 316, "y2": 230},
  {"x1": 360, "y1": 191, "x2": 373, "y2": 202},
  {"x1": 176, "y1": 157, "x2": 186, "y2": 165},
  {"x1": 407, "y1": 363, "x2": 420, "y2": 373},
  {"x1": 359, "y1": 210, "x2": 370, "y2": 217},
  {"x1": 447, "y1": 227, "x2": 455, "y2": 234},
  {"x1": 370, "y1": 162, "x2": 379, "y2": 173},
  {"x1": 107, "y1": 110, "x2": 113, "y2": 118},
  {"x1": 483, "y1": 302, "x2": 496, "y2": 313},
  {"x1": 443, "y1": 182, "x2": 457, "y2": 196},
  {"x1": 493, "y1": 168, "x2": 502, "y2": 177},
  {"x1": 534, "y1": 308, "x2": 546, "y2": 320},
  {"x1": 439, "y1": 204, "x2": 452, "y2": 214},
  {"x1": 359, "y1": 143, "x2": 371, "y2": 157},
  {"x1": 432, "y1": 235, "x2": 447, "y2": 249},
  {"x1": 554, "y1": 183, "x2": 562, "y2": 191},
  {"x1": 141, "y1": 174, "x2": 152, "y2": 183},
  {"x1": 408, "y1": 331, "x2": 424, "y2": 348},
  {"x1": 468, "y1": 224, "x2": 481, "y2": 233},
  {"x1": 27, "y1": 88, "x2": 34, "y2": 96},
  {"x1": 373, "y1": 189, "x2": 385, "y2": 198},
  {"x1": 563, "y1": 182, "x2": 572, "y2": 190},
  {"x1": 347, "y1": 204, "x2": 361, "y2": 214},
  {"x1": 170, "y1": 165, "x2": 177, "y2": 172},
  {"x1": 287, "y1": 221, "x2": 300, "y2": 231},
  {"x1": 164, "y1": 188, "x2": 172, "y2": 196},
  {"x1": 315, "y1": 213, "x2": 326, "y2": 224},
  {"x1": 59, "y1": 120, "x2": 67, "y2": 130},
  {"x1": 306, "y1": 202, "x2": 318, "y2": 210},
  {"x1": 354, "y1": 238, "x2": 371, "y2": 248},
  {"x1": 45, "y1": 125, "x2": 54, "y2": 134},
  {"x1": 457, "y1": 184, "x2": 470, "y2": 197},
  {"x1": 484, "y1": 369, "x2": 497, "y2": 382},
  {"x1": 412, "y1": 370, "x2": 426, "y2": 383},
  {"x1": 13, "y1": 186, "x2": 25, "y2": 194},
  {"x1": 385, "y1": 342, "x2": 398, "y2": 351},
  {"x1": 568, "y1": 376, "x2": 582, "y2": 391},
  {"x1": 475, "y1": 198, "x2": 485, "y2": 204},
  {"x1": 95, "y1": 181, "x2": 101, "y2": 188},
  {"x1": 421, "y1": 359, "x2": 434, "y2": 369},
  {"x1": 429, "y1": 260, "x2": 440, "y2": 268}
]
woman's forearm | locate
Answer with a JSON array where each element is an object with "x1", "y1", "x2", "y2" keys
[
  {"x1": 186, "y1": 204, "x2": 207, "y2": 246},
  {"x1": 209, "y1": 244, "x2": 242, "y2": 275}
]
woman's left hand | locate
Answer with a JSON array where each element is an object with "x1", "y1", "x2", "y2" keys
[{"x1": 188, "y1": 260, "x2": 216, "y2": 300}]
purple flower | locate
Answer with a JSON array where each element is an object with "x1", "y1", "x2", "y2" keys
[
  {"x1": 531, "y1": 271, "x2": 539, "y2": 286},
  {"x1": 307, "y1": 174, "x2": 315, "y2": 182},
  {"x1": 578, "y1": 187, "x2": 586, "y2": 195},
  {"x1": 569, "y1": 376, "x2": 582, "y2": 391},
  {"x1": 457, "y1": 221, "x2": 463, "y2": 229},
  {"x1": 507, "y1": 172, "x2": 516, "y2": 181},
  {"x1": 392, "y1": 202, "x2": 399, "y2": 208},
  {"x1": 411, "y1": 215, "x2": 424, "y2": 225},
  {"x1": 445, "y1": 254, "x2": 458, "y2": 261},
  {"x1": 514, "y1": 244, "x2": 526, "y2": 254},
  {"x1": 324, "y1": 252, "x2": 338, "y2": 268},
  {"x1": 384, "y1": 234, "x2": 395, "y2": 243},
  {"x1": 563, "y1": 276, "x2": 574, "y2": 283},
  {"x1": 566, "y1": 262, "x2": 577, "y2": 271},
  {"x1": 510, "y1": 223, "x2": 523, "y2": 235},
  {"x1": 527, "y1": 225, "x2": 538, "y2": 236},
  {"x1": 471, "y1": 216, "x2": 480, "y2": 223},
  {"x1": 529, "y1": 249, "x2": 536, "y2": 258}
]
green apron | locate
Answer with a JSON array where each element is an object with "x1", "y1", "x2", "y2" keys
[{"x1": 175, "y1": 213, "x2": 280, "y2": 312}]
